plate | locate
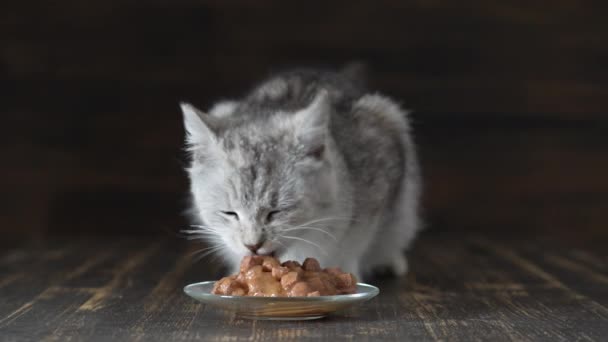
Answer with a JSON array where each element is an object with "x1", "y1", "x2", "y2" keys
[{"x1": 183, "y1": 281, "x2": 379, "y2": 320}]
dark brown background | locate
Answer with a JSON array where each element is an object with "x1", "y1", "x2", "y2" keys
[{"x1": 2, "y1": 1, "x2": 607, "y2": 244}]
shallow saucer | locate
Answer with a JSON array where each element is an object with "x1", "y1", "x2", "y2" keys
[{"x1": 183, "y1": 281, "x2": 379, "y2": 320}]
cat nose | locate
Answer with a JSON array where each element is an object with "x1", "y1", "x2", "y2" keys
[{"x1": 244, "y1": 241, "x2": 264, "y2": 253}]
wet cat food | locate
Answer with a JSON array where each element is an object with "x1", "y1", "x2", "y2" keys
[{"x1": 212, "y1": 255, "x2": 357, "y2": 297}]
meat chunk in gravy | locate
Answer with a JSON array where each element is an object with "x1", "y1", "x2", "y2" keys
[{"x1": 212, "y1": 256, "x2": 357, "y2": 297}]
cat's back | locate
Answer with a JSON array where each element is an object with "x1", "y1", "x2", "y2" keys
[
  {"x1": 237, "y1": 67, "x2": 366, "y2": 114},
  {"x1": 242, "y1": 67, "x2": 408, "y2": 166},
  {"x1": 246, "y1": 67, "x2": 409, "y2": 199},
  {"x1": 239, "y1": 67, "x2": 408, "y2": 137}
]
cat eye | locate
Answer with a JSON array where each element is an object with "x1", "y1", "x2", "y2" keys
[
  {"x1": 266, "y1": 210, "x2": 281, "y2": 223},
  {"x1": 308, "y1": 144, "x2": 325, "y2": 160},
  {"x1": 220, "y1": 211, "x2": 239, "y2": 220}
]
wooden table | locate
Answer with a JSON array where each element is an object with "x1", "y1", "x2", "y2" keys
[{"x1": 1, "y1": 232, "x2": 606, "y2": 341}]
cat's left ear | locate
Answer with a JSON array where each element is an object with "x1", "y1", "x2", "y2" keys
[
  {"x1": 180, "y1": 102, "x2": 220, "y2": 147},
  {"x1": 292, "y1": 90, "x2": 330, "y2": 159}
]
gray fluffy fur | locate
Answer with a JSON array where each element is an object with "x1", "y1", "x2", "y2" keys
[{"x1": 181, "y1": 65, "x2": 421, "y2": 280}]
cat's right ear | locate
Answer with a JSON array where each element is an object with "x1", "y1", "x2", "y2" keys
[{"x1": 180, "y1": 102, "x2": 219, "y2": 147}]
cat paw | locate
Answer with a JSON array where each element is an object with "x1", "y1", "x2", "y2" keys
[
  {"x1": 391, "y1": 254, "x2": 408, "y2": 277},
  {"x1": 369, "y1": 255, "x2": 408, "y2": 278}
]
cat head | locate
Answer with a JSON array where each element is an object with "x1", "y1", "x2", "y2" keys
[{"x1": 181, "y1": 92, "x2": 339, "y2": 260}]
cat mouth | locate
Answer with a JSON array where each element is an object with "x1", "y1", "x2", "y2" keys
[
  {"x1": 260, "y1": 248, "x2": 285, "y2": 259},
  {"x1": 254, "y1": 243, "x2": 282, "y2": 258},
  {"x1": 255, "y1": 251, "x2": 275, "y2": 257}
]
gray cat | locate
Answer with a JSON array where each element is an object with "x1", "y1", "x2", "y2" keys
[{"x1": 181, "y1": 65, "x2": 421, "y2": 280}]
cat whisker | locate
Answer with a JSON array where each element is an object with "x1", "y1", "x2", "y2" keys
[
  {"x1": 183, "y1": 230, "x2": 220, "y2": 237},
  {"x1": 296, "y1": 216, "x2": 358, "y2": 227},
  {"x1": 180, "y1": 230, "x2": 219, "y2": 237},
  {"x1": 180, "y1": 229, "x2": 204, "y2": 234},
  {"x1": 272, "y1": 239, "x2": 286, "y2": 248},
  {"x1": 188, "y1": 245, "x2": 220, "y2": 256},
  {"x1": 193, "y1": 250, "x2": 220, "y2": 263},
  {"x1": 189, "y1": 224, "x2": 223, "y2": 232},
  {"x1": 280, "y1": 235, "x2": 327, "y2": 255},
  {"x1": 180, "y1": 230, "x2": 221, "y2": 241},
  {"x1": 189, "y1": 224, "x2": 213, "y2": 228},
  {"x1": 189, "y1": 245, "x2": 225, "y2": 263},
  {"x1": 282, "y1": 226, "x2": 338, "y2": 241},
  {"x1": 181, "y1": 225, "x2": 223, "y2": 236},
  {"x1": 185, "y1": 235, "x2": 223, "y2": 243}
]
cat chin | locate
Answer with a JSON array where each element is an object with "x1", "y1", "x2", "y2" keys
[
  {"x1": 271, "y1": 249, "x2": 285, "y2": 260},
  {"x1": 231, "y1": 248, "x2": 281, "y2": 260}
]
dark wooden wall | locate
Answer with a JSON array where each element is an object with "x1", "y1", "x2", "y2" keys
[{"x1": 2, "y1": 1, "x2": 607, "y2": 242}]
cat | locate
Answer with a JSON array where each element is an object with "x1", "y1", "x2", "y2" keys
[{"x1": 181, "y1": 64, "x2": 421, "y2": 280}]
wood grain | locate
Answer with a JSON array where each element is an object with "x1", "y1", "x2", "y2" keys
[
  {"x1": 0, "y1": 233, "x2": 606, "y2": 341},
  {"x1": 2, "y1": 1, "x2": 608, "y2": 239}
]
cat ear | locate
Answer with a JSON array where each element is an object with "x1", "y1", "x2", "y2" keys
[
  {"x1": 292, "y1": 91, "x2": 330, "y2": 159},
  {"x1": 180, "y1": 102, "x2": 219, "y2": 147}
]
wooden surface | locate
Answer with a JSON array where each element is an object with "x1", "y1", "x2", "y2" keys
[{"x1": 1, "y1": 232, "x2": 606, "y2": 341}]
